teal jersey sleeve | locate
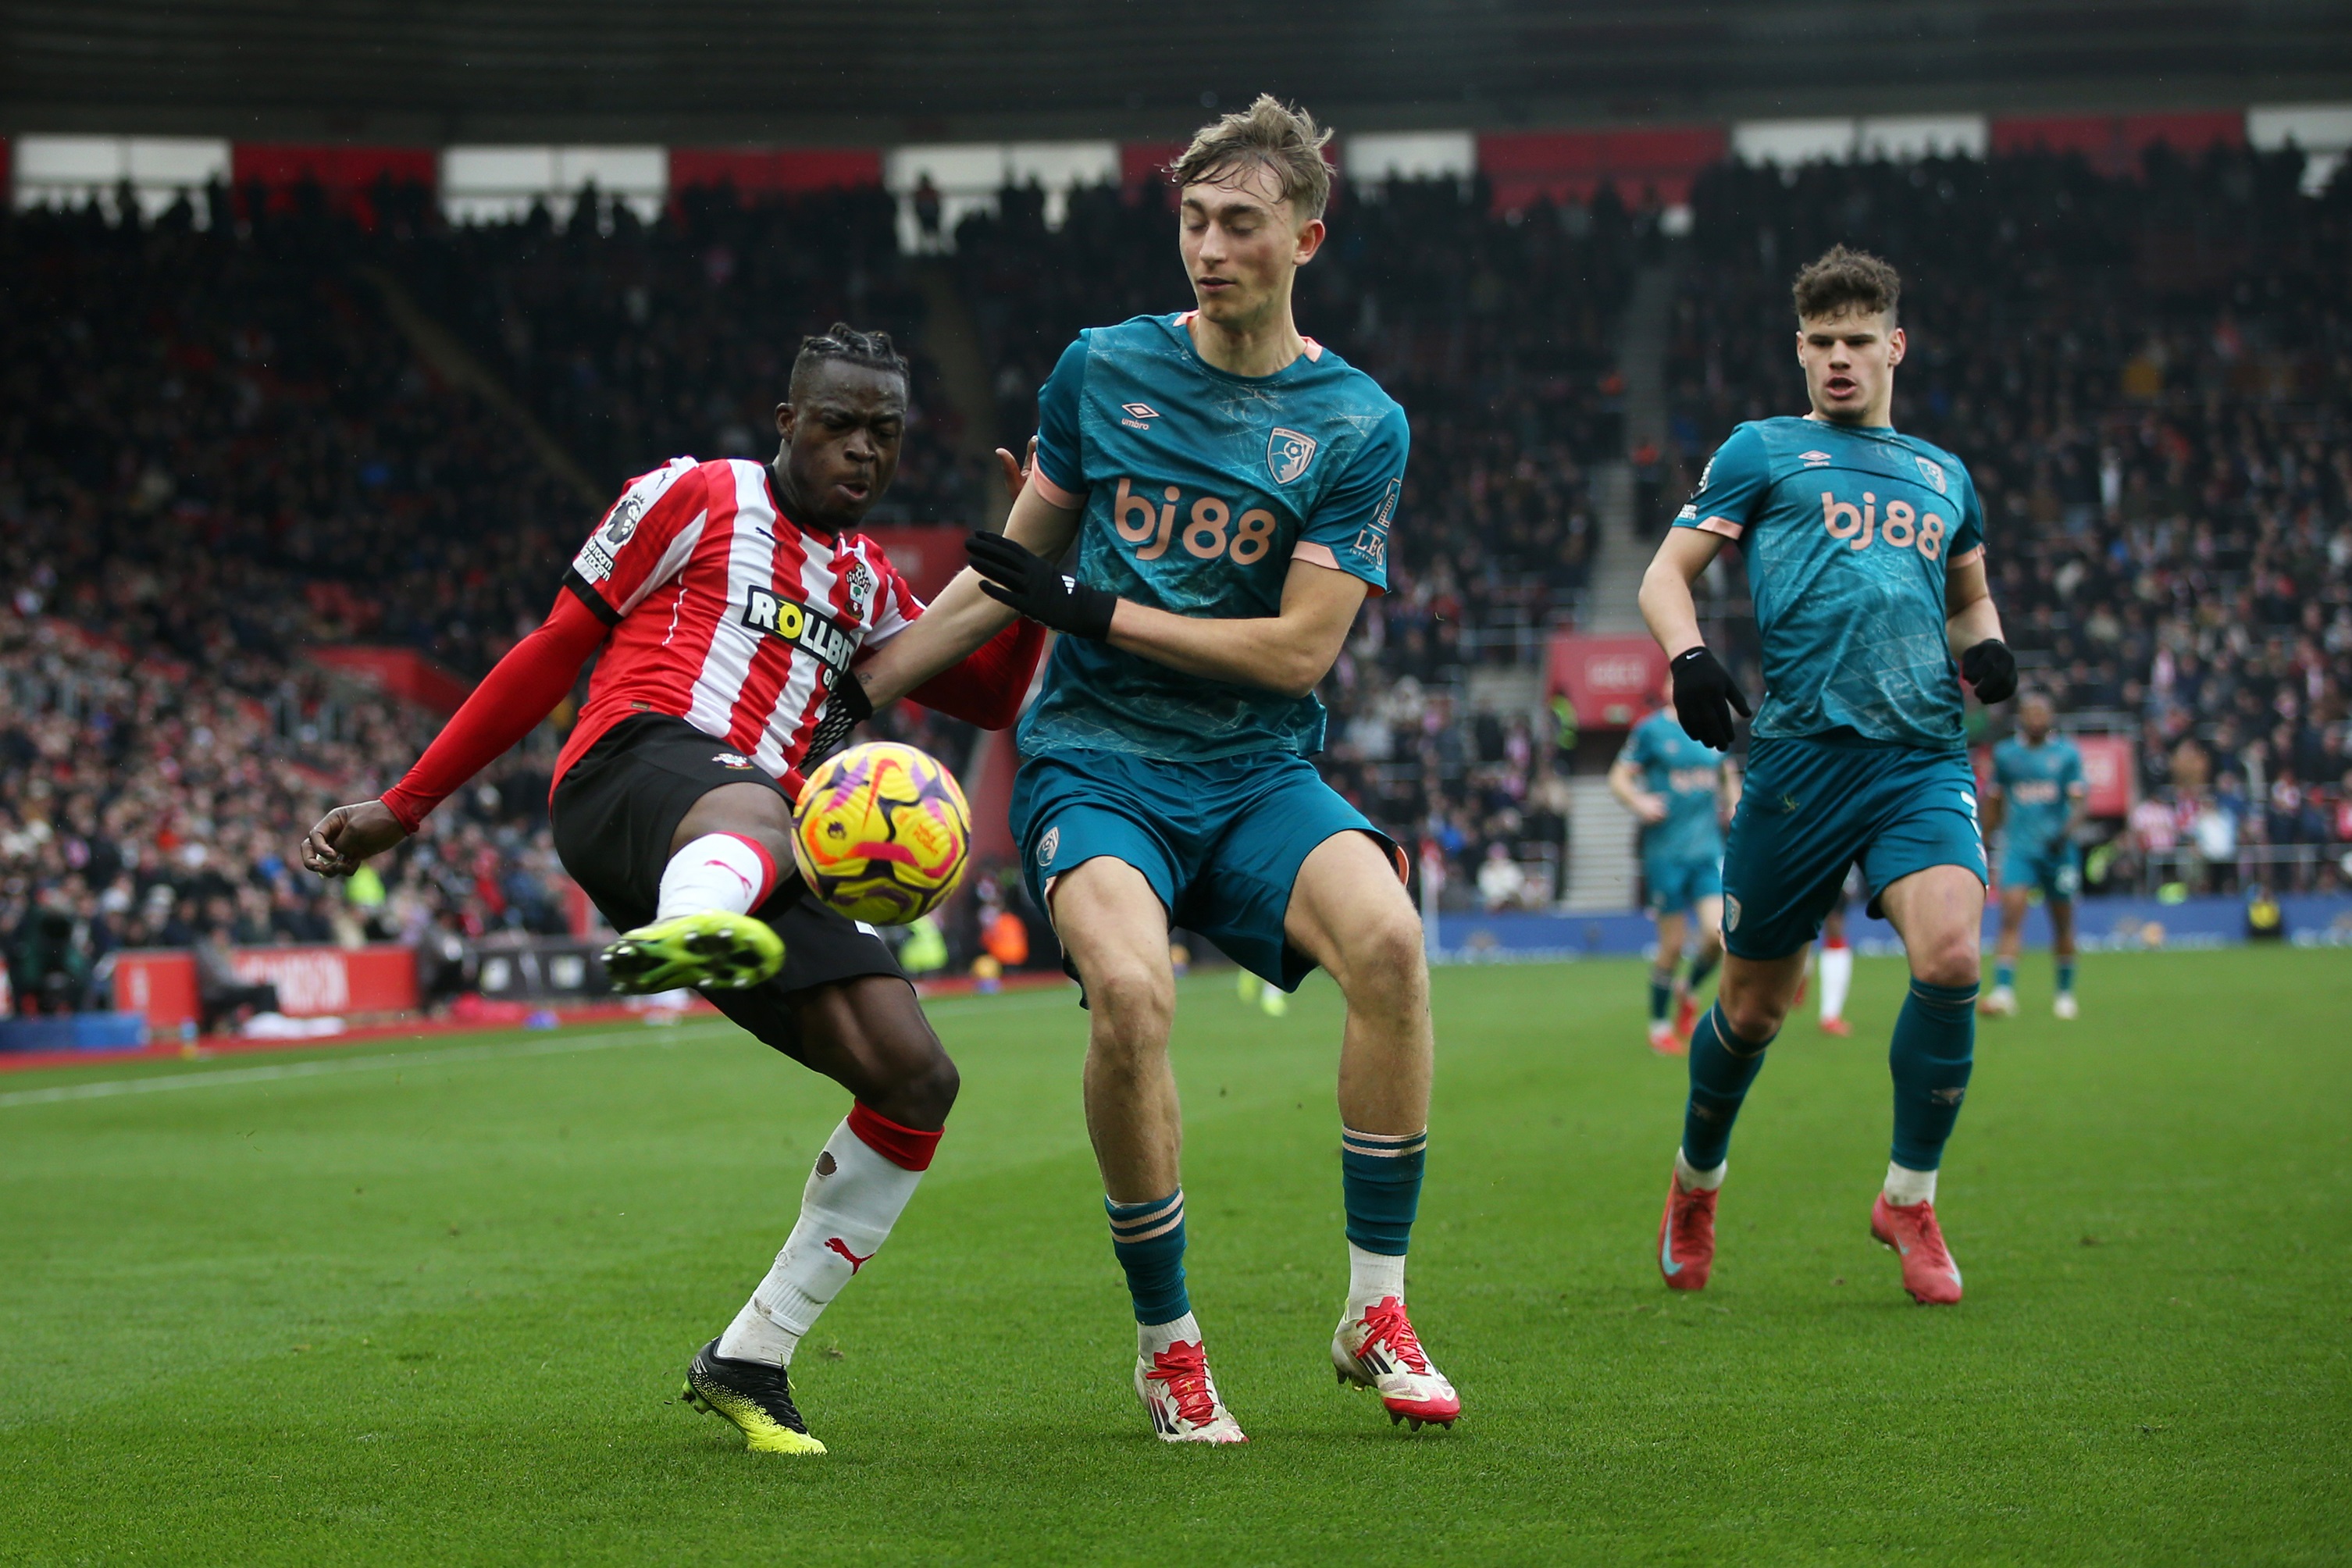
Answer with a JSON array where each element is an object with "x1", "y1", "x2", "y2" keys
[
  {"x1": 1032, "y1": 335, "x2": 1089, "y2": 501},
  {"x1": 1952, "y1": 462, "x2": 1987, "y2": 559},
  {"x1": 1674, "y1": 423, "x2": 1773, "y2": 540},
  {"x1": 2062, "y1": 743, "x2": 2087, "y2": 802},
  {"x1": 1296, "y1": 401, "x2": 1407, "y2": 591}
]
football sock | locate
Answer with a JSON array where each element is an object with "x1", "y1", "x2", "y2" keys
[
  {"x1": 2055, "y1": 958, "x2": 2076, "y2": 996},
  {"x1": 1681, "y1": 1003, "x2": 1775, "y2": 1171},
  {"x1": 1674, "y1": 1147, "x2": 1727, "y2": 1190},
  {"x1": 1648, "y1": 968, "x2": 1674, "y2": 1025},
  {"x1": 1107, "y1": 1188, "x2": 1189, "y2": 1326},
  {"x1": 1346, "y1": 1242, "x2": 1408, "y2": 1313},
  {"x1": 1687, "y1": 950, "x2": 1721, "y2": 996},
  {"x1": 1883, "y1": 1160, "x2": 1938, "y2": 1206},
  {"x1": 715, "y1": 1103, "x2": 939, "y2": 1367},
  {"x1": 1993, "y1": 957, "x2": 2016, "y2": 992},
  {"x1": 1139, "y1": 1310, "x2": 1203, "y2": 1358},
  {"x1": 1888, "y1": 978, "x2": 1977, "y2": 1171},
  {"x1": 656, "y1": 832, "x2": 775, "y2": 921},
  {"x1": 1341, "y1": 1126, "x2": 1425, "y2": 1307},
  {"x1": 1819, "y1": 942, "x2": 1854, "y2": 1021}
]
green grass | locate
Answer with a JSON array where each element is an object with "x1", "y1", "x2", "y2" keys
[{"x1": 2, "y1": 948, "x2": 2347, "y2": 1565}]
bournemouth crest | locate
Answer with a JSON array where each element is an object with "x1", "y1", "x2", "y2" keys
[{"x1": 1267, "y1": 427, "x2": 1318, "y2": 485}]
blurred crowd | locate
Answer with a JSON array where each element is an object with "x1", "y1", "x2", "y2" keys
[
  {"x1": 1669, "y1": 143, "x2": 2352, "y2": 892},
  {"x1": 9, "y1": 141, "x2": 2352, "y2": 1018}
]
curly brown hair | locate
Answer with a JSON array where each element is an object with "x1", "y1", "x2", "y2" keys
[
  {"x1": 1791, "y1": 245, "x2": 1902, "y2": 324},
  {"x1": 1169, "y1": 94, "x2": 1335, "y2": 222}
]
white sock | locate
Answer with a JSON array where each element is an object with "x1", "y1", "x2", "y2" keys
[
  {"x1": 1139, "y1": 1311, "x2": 1203, "y2": 1357},
  {"x1": 1346, "y1": 1241, "x2": 1408, "y2": 1314},
  {"x1": 1819, "y1": 944, "x2": 1854, "y2": 1022},
  {"x1": 1674, "y1": 1148, "x2": 1727, "y2": 1191},
  {"x1": 656, "y1": 832, "x2": 773, "y2": 921},
  {"x1": 1883, "y1": 1161, "x2": 1937, "y2": 1206},
  {"x1": 715, "y1": 1115, "x2": 927, "y2": 1366}
]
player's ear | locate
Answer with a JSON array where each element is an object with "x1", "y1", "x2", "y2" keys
[
  {"x1": 1293, "y1": 216, "x2": 1326, "y2": 266},
  {"x1": 774, "y1": 401, "x2": 796, "y2": 443},
  {"x1": 1886, "y1": 324, "x2": 1906, "y2": 366}
]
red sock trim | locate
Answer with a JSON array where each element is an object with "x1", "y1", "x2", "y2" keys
[
  {"x1": 717, "y1": 832, "x2": 779, "y2": 907},
  {"x1": 848, "y1": 1102, "x2": 943, "y2": 1171},
  {"x1": 1824, "y1": 937, "x2": 1851, "y2": 952}
]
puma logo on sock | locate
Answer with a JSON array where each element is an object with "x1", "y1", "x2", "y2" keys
[{"x1": 825, "y1": 1238, "x2": 876, "y2": 1273}]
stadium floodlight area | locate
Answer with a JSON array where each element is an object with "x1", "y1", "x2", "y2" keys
[
  {"x1": 2248, "y1": 102, "x2": 2352, "y2": 192},
  {"x1": 11, "y1": 135, "x2": 231, "y2": 219},
  {"x1": 438, "y1": 144, "x2": 667, "y2": 226},
  {"x1": 1343, "y1": 130, "x2": 1478, "y2": 190}
]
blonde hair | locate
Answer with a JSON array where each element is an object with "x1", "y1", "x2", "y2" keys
[{"x1": 1169, "y1": 94, "x2": 1335, "y2": 221}]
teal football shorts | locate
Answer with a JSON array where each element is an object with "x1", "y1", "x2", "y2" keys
[
  {"x1": 2000, "y1": 839, "x2": 2082, "y2": 901},
  {"x1": 1644, "y1": 853, "x2": 1725, "y2": 916},
  {"x1": 1719, "y1": 732, "x2": 1988, "y2": 960},
  {"x1": 1011, "y1": 747, "x2": 1405, "y2": 992}
]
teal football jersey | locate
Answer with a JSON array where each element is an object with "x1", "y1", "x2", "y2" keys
[
  {"x1": 1991, "y1": 736, "x2": 2083, "y2": 854},
  {"x1": 1018, "y1": 313, "x2": 1407, "y2": 760},
  {"x1": 1620, "y1": 710, "x2": 1727, "y2": 863},
  {"x1": 1675, "y1": 417, "x2": 1986, "y2": 750}
]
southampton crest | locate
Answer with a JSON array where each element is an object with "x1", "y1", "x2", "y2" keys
[
  {"x1": 844, "y1": 558, "x2": 876, "y2": 617},
  {"x1": 1267, "y1": 427, "x2": 1318, "y2": 486}
]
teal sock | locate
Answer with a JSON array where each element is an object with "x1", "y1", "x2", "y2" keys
[
  {"x1": 1994, "y1": 958, "x2": 2016, "y2": 991},
  {"x1": 1341, "y1": 1128, "x2": 1426, "y2": 1255},
  {"x1": 1889, "y1": 979, "x2": 1977, "y2": 1171},
  {"x1": 1106, "y1": 1190, "x2": 1188, "y2": 1324},
  {"x1": 1687, "y1": 951, "x2": 1721, "y2": 994},
  {"x1": 2055, "y1": 958, "x2": 2076, "y2": 996},
  {"x1": 1648, "y1": 968, "x2": 1675, "y2": 1025},
  {"x1": 1680, "y1": 1003, "x2": 1775, "y2": 1171}
]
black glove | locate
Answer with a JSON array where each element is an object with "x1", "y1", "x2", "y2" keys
[
  {"x1": 803, "y1": 674, "x2": 874, "y2": 768},
  {"x1": 1961, "y1": 638, "x2": 2018, "y2": 704},
  {"x1": 967, "y1": 531, "x2": 1117, "y2": 641},
  {"x1": 1670, "y1": 647, "x2": 1752, "y2": 750}
]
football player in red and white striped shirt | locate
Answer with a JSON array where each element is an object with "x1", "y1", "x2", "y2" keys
[{"x1": 300, "y1": 326, "x2": 1044, "y2": 1455}]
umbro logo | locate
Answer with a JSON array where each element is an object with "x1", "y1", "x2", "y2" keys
[
  {"x1": 1120, "y1": 402, "x2": 1159, "y2": 431},
  {"x1": 1800, "y1": 450, "x2": 1833, "y2": 466}
]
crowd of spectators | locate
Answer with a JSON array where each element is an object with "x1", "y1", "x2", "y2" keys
[
  {"x1": 12, "y1": 138, "x2": 2352, "y2": 1017},
  {"x1": 1666, "y1": 141, "x2": 2352, "y2": 890}
]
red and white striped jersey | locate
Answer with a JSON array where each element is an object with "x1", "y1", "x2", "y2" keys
[{"x1": 554, "y1": 456, "x2": 924, "y2": 788}]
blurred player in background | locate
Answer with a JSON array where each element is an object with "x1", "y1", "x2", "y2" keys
[
  {"x1": 1638, "y1": 247, "x2": 2016, "y2": 1308},
  {"x1": 858, "y1": 97, "x2": 1456, "y2": 1443},
  {"x1": 302, "y1": 327, "x2": 1043, "y2": 1456},
  {"x1": 1981, "y1": 689, "x2": 2087, "y2": 1019},
  {"x1": 1812, "y1": 869, "x2": 1861, "y2": 1036},
  {"x1": 1610, "y1": 675, "x2": 1738, "y2": 1055}
]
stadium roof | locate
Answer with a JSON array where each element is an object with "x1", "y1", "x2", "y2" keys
[{"x1": 7, "y1": 0, "x2": 2352, "y2": 147}]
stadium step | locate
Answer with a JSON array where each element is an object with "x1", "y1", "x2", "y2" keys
[
  {"x1": 1585, "y1": 253, "x2": 1686, "y2": 635},
  {"x1": 1563, "y1": 775, "x2": 1640, "y2": 913},
  {"x1": 909, "y1": 261, "x2": 1015, "y2": 528}
]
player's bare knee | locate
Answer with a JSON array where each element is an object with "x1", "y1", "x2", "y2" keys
[
  {"x1": 1909, "y1": 927, "x2": 1981, "y2": 989},
  {"x1": 1719, "y1": 992, "x2": 1787, "y2": 1043},
  {"x1": 1086, "y1": 959, "x2": 1174, "y2": 1039},
  {"x1": 1335, "y1": 908, "x2": 1426, "y2": 1006}
]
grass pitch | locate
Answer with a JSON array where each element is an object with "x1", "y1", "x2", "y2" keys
[{"x1": 2, "y1": 947, "x2": 2347, "y2": 1565}]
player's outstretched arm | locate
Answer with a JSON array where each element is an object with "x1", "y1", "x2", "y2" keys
[
  {"x1": 1607, "y1": 757, "x2": 1667, "y2": 825},
  {"x1": 854, "y1": 444, "x2": 1078, "y2": 708},
  {"x1": 299, "y1": 590, "x2": 608, "y2": 878}
]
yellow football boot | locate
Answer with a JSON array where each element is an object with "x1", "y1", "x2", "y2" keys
[
  {"x1": 682, "y1": 1338, "x2": 826, "y2": 1455},
  {"x1": 601, "y1": 911, "x2": 782, "y2": 993}
]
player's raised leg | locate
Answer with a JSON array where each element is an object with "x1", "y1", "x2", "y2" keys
[
  {"x1": 1662, "y1": 946, "x2": 1806, "y2": 1289},
  {"x1": 1284, "y1": 830, "x2": 1459, "y2": 1430},
  {"x1": 1050, "y1": 855, "x2": 1245, "y2": 1445},
  {"x1": 604, "y1": 783, "x2": 797, "y2": 994},
  {"x1": 1870, "y1": 864, "x2": 1982, "y2": 1305}
]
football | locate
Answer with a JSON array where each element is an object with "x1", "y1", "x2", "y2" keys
[{"x1": 791, "y1": 741, "x2": 973, "y2": 925}]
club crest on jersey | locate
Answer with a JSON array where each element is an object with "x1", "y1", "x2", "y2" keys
[
  {"x1": 1267, "y1": 427, "x2": 1318, "y2": 486},
  {"x1": 742, "y1": 588, "x2": 856, "y2": 676},
  {"x1": 843, "y1": 559, "x2": 876, "y2": 617},
  {"x1": 1915, "y1": 454, "x2": 1949, "y2": 494}
]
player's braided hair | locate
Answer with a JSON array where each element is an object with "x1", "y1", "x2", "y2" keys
[
  {"x1": 1792, "y1": 245, "x2": 1902, "y2": 325},
  {"x1": 790, "y1": 322, "x2": 909, "y2": 397},
  {"x1": 1170, "y1": 94, "x2": 1335, "y2": 221}
]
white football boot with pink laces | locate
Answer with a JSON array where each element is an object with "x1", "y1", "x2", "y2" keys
[
  {"x1": 1331, "y1": 1296, "x2": 1461, "y2": 1431},
  {"x1": 1134, "y1": 1338, "x2": 1248, "y2": 1444}
]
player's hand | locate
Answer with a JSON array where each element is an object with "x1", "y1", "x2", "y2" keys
[
  {"x1": 1961, "y1": 638, "x2": 2018, "y2": 704},
  {"x1": 1633, "y1": 793, "x2": 1669, "y2": 825},
  {"x1": 966, "y1": 531, "x2": 1117, "y2": 640},
  {"x1": 994, "y1": 437, "x2": 1038, "y2": 501},
  {"x1": 1669, "y1": 647, "x2": 1751, "y2": 750},
  {"x1": 301, "y1": 800, "x2": 408, "y2": 878}
]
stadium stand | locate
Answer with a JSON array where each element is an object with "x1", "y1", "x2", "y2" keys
[{"x1": 6, "y1": 127, "x2": 2352, "y2": 1025}]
